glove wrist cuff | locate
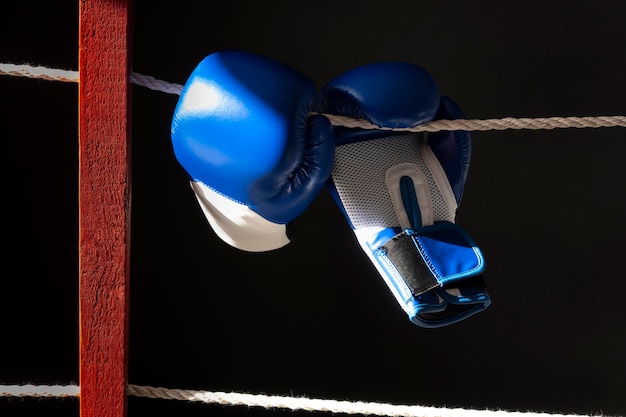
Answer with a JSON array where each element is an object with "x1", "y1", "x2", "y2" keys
[{"x1": 373, "y1": 222, "x2": 485, "y2": 298}]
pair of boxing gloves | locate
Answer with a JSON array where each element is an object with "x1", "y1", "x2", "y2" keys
[{"x1": 171, "y1": 50, "x2": 490, "y2": 328}]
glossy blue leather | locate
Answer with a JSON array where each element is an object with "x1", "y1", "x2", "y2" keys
[
  {"x1": 171, "y1": 50, "x2": 334, "y2": 224},
  {"x1": 314, "y1": 61, "x2": 440, "y2": 130}
]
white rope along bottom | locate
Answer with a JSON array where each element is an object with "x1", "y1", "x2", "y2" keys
[
  {"x1": 0, "y1": 384, "x2": 611, "y2": 417},
  {"x1": 2, "y1": 63, "x2": 626, "y2": 133}
]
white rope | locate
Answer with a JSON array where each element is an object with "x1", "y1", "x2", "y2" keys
[
  {"x1": 0, "y1": 384, "x2": 79, "y2": 398},
  {"x1": 0, "y1": 63, "x2": 183, "y2": 95},
  {"x1": 126, "y1": 385, "x2": 610, "y2": 417},
  {"x1": 129, "y1": 72, "x2": 183, "y2": 95},
  {"x1": 0, "y1": 63, "x2": 79, "y2": 83},
  {"x1": 0, "y1": 384, "x2": 612, "y2": 417},
  {"x1": 2, "y1": 63, "x2": 626, "y2": 132},
  {"x1": 319, "y1": 113, "x2": 626, "y2": 132}
]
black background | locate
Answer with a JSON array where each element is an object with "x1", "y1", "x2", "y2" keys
[{"x1": 2, "y1": 1, "x2": 626, "y2": 416}]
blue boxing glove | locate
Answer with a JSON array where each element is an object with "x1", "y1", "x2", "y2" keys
[
  {"x1": 171, "y1": 51, "x2": 334, "y2": 251},
  {"x1": 313, "y1": 62, "x2": 490, "y2": 328}
]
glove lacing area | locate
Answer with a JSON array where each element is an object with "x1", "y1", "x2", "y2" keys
[{"x1": 332, "y1": 131, "x2": 456, "y2": 245}]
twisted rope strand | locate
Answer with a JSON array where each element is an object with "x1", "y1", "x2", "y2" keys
[
  {"x1": 0, "y1": 63, "x2": 184, "y2": 95},
  {"x1": 129, "y1": 72, "x2": 184, "y2": 95},
  {"x1": 2, "y1": 63, "x2": 626, "y2": 132},
  {"x1": 0, "y1": 384, "x2": 613, "y2": 417},
  {"x1": 320, "y1": 113, "x2": 626, "y2": 132},
  {"x1": 0, "y1": 384, "x2": 80, "y2": 398},
  {"x1": 126, "y1": 384, "x2": 604, "y2": 417},
  {"x1": 0, "y1": 63, "x2": 79, "y2": 83}
]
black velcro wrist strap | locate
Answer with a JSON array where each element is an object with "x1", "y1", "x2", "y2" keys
[
  {"x1": 377, "y1": 223, "x2": 485, "y2": 297},
  {"x1": 381, "y1": 231, "x2": 440, "y2": 296}
]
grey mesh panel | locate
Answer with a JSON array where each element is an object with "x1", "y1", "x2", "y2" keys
[{"x1": 332, "y1": 133, "x2": 455, "y2": 230}]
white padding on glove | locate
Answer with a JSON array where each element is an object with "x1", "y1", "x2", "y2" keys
[{"x1": 190, "y1": 181, "x2": 290, "y2": 252}]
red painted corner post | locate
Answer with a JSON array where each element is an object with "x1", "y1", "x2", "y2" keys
[{"x1": 79, "y1": 1, "x2": 132, "y2": 416}]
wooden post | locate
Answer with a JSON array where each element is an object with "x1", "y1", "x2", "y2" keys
[{"x1": 78, "y1": 1, "x2": 132, "y2": 416}]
